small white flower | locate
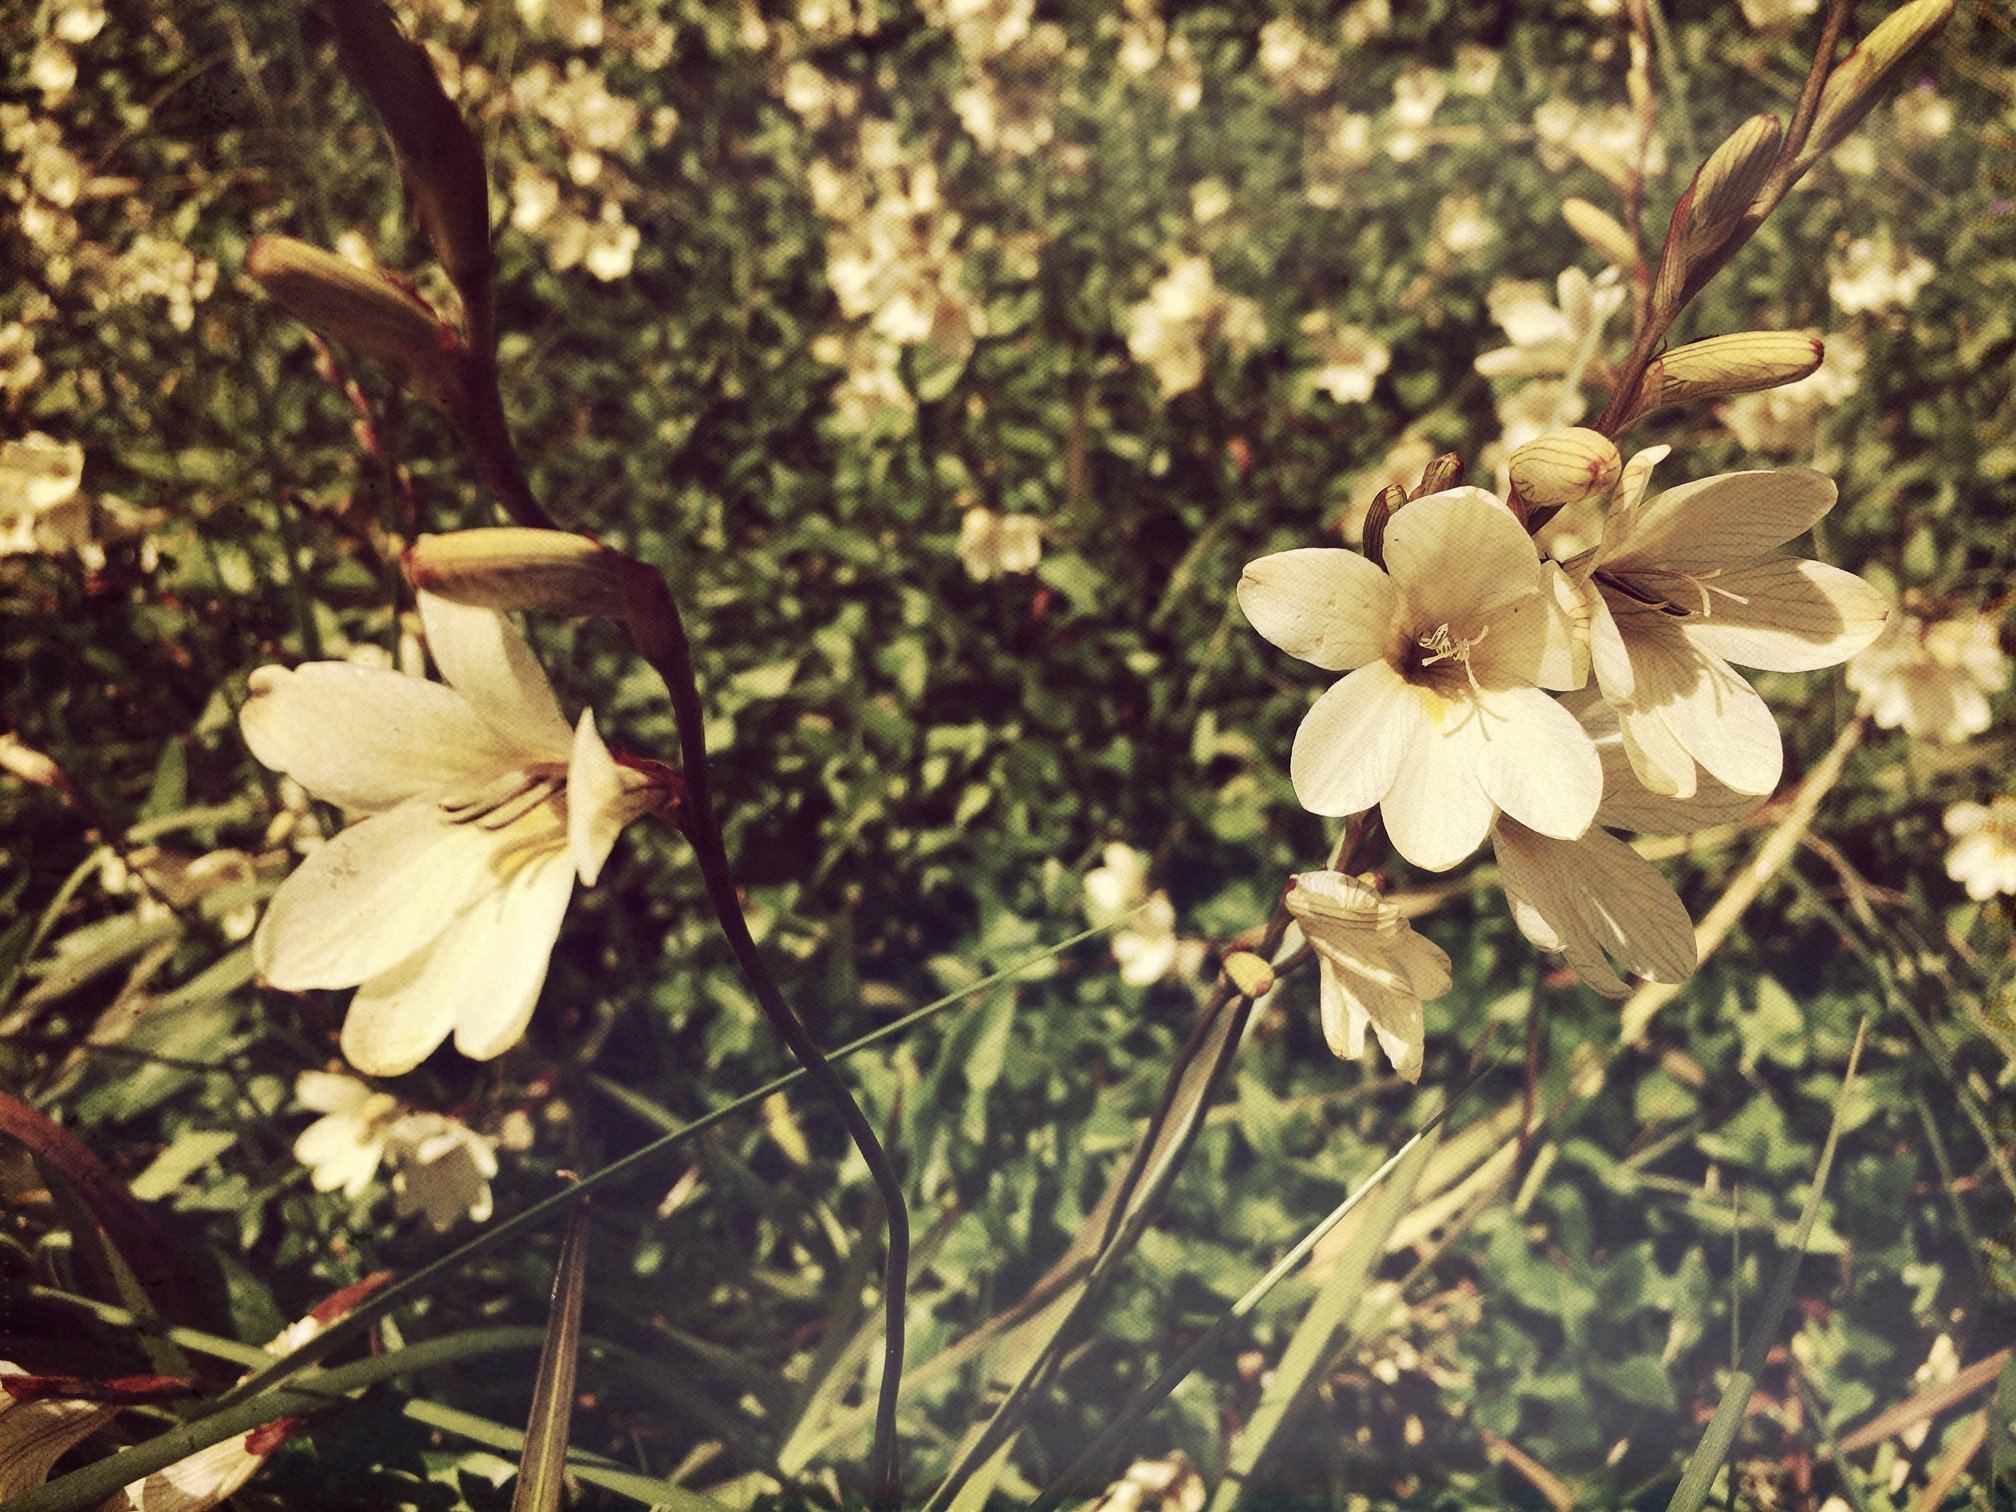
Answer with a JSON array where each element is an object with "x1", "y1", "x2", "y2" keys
[
  {"x1": 1847, "y1": 613, "x2": 2008, "y2": 742},
  {"x1": 1476, "y1": 268, "x2": 1626, "y2": 382},
  {"x1": 0, "y1": 433, "x2": 84, "y2": 557},
  {"x1": 1829, "y1": 237, "x2": 1935, "y2": 315},
  {"x1": 1283, "y1": 871, "x2": 1452, "y2": 1082},
  {"x1": 1944, "y1": 798, "x2": 2016, "y2": 900},
  {"x1": 1127, "y1": 256, "x2": 1264, "y2": 398},
  {"x1": 1301, "y1": 314, "x2": 1390, "y2": 404},
  {"x1": 1560, "y1": 449, "x2": 1888, "y2": 798},
  {"x1": 957, "y1": 507, "x2": 1042, "y2": 580},
  {"x1": 242, "y1": 591, "x2": 664, "y2": 1076},
  {"x1": 1084, "y1": 842, "x2": 1206, "y2": 987},
  {"x1": 387, "y1": 1112, "x2": 500, "y2": 1231},
  {"x1": 1239, "y1": 488, "x2": 1599, "y2": 872},
  {"x1": 293, "y1": 1070, "x2": 401, "y2": 1200}
]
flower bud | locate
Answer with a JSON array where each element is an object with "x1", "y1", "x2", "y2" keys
[
  {"x1": 1562, "y1": 197, "x2": 1640, "y2": 273},
  {"x1": 325, "y1": 0, "x2": 494, "y2": 307},
  {"x1": 1648, "y1": 331, "x2": 1824, "y2": 409},
  {"x1": 1222, "y1": 950, "x2": 1275, "y2": 998},
  {"x1": 1507, "y1": 428, "x2": 1623, "y2": 508},
  {"x1": 1682, "y1": 114, "x2": 1782, "y2": 260},
  {"x1": 246, "y1": 236, "x2": 467, "y2": 411},
  {"x1": 1411, "y1": 453, "x2": 1464, "y2": 499},
  {"x1": 405, "y1": 528, "x2": 627, "y2": 617},
  {"x1": 1361, "y1": 482, "x2": 1407, "y2": 569},
  {"x1": 1797, "y1": 0, "x2": 1955, "y2": 170}
]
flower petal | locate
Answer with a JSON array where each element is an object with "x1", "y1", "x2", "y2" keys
[
  {"x1": 1620, "y1": 619, "x2": 1783, "y2": 795},
  {"x1": 1568, "y1": 690, "x2": 1766, "y2": 833},
  {"x1": 567, "y1": 709, "x2": 630, "y2": 886},
  {"x1": 1380, "y1": 703, "x2": 1495, "y2": 871},
  {"x1": 1586, "y1": 588, "x2": 1637, "y2": 702},
  {"x1": 1608, "y1": 468, "x2": 1836, "y2": 574},
  {"x1": 1473, "y1": 686, "x2": 1601, "y2": 840},
  {"x1": 1289, "y1": 662, "x2": 1417, "y2": 818},
  {"x1": 1385, "y1": 487, "x2": 1541, "y2": 627},
  {"x1": 1236, "y1": 548, "x2": 1399, "y2": 670},
  {"x1": 1493, "y1": 819, "x2": 1697, "y2": 997},
  {"x1": 1677, "y1": 558, "x2": 1888, "y2": 671},
  {"x1": 241, "y1": 663, "x2": 522, "y2": 812},
  {"x1": 418, "y1": 591, "x2": 574, "y2": 761},
  {"x1": 450, "y1": 848, "x2": 576, "y2": 1061},
  {"x1": 253, "y1": 800, "x2": 501, "y2": 991}
]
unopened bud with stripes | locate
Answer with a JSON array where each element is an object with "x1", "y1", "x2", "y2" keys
[
  {"x1": 1647, "y1": 331, "x2": 1824, "y2": 411},
  {"x1": 405, "y1": 528, "x2": 629, "y2": 617},
  {"x1": 1796, "y1": 0, "x2": 1955, "y2": 172},
  {"x1": 1508, "y1": 429, "x2": 1622, "y2": 509}
]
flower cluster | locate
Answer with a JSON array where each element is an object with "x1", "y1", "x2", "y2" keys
[
  {"x1": 1126, "y1": 255, "x2": 1265, "y2": 399},
  {"x1": 1238, "y1": 434, "x2": 1886, "y2": 1071}
]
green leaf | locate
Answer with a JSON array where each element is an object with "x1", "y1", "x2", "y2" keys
[
  {"x1": 129, "y1": 1129, "x2": 236, "y2": 1201},
  {"x1": 510, "y1": 1204, "x2": 592, "y2": 1512}
]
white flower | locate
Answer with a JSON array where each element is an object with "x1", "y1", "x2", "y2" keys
[
  {"x1": 957, "y1": 507, "x2": 1042, "y2": 580},
  {"x1": 1491, "y1": 692, "x2": 1762, "y2": 996},
  {"x1": 1560, "y1": 449, "x2": 1888, "y2": 798},
  {"x1": 1737, "y1": 0, "x2": 1817, "y2": 28},
  {"x1": 1239, "y1": 488, "x2": 1600, "y2": 872},
  {"x1": 1944, "y1": 798, "x2": 2016, "y2": 900},
  {"x1": 1476, "y1": 268, "x2": 1626, "y2": 381},
  {"x1": 0, "y1": 432, "x2": 84, "y2": 556},
  {"x1": 293, "y1": 1070, "x2": 401, "y2": 1199},
  {"x1": 1127, "y1": 256, "x2": 1264, "y2": 398},
  {"x1": 241, "y1": 591, "x2": 663, "y2": 1076},
  {"x1": 1434, "y1": 193, "x2": 1495, "y2": 259},
  {"x1": 1083, "y1": 842, "x2": 1207, "y2": 987},
  {"x1": 386, "y1": 1112, "x2": 499, "y2": 1230},
  {"x1": 1829, "y1": 237, "x2": 1935, "y2": 314},
  {"x1": 1300, "y1": 314, "x2": 1390, "y2": 404},
  {"x1": 1283, "y1": 871, "x2": 1452, "y2": 1082},
  {"x1": 1847, "y1": 613, "x2": 2008, "y2": 742}
]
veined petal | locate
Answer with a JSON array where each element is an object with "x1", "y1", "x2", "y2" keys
[
  {"x1": 1289, "y1": 662, "x2": 1417, "y2": 818},
  {"x1": 0, "y1": 1381, "x2": 114, "y2": 1499},
  {"x1": 1677, "y1": 558, "x2": 1889, "y2": 671},
  {"x1": 241, "y1": 664, "x2": 521, "y2": 812},
  {"x1": 253, "y1": 799, "x2": 500, "y2": 991},
  {"x1": 418, "y1": 591, "x2": 574, "y2": 761},
  {"x1": 1532, "y1": 562, "x2": 1591, "y2": 692},
  {"x1": 1608, "y1": 468, "x2": 1836, "y2": 574},
  {"x1": 1626, "y1": 621, "x2": 1784, "y2": 795},
  {"x1": 1386, "y1": 488, "x2": 1541, "y2": 627},
  {"x1": 1567, "y1": 690, "x2": 1766, "y2": 833},
  {"x1": 1322, "y1": 962, "x2": 1426, "y2": 1081},
  {"x1": 1473, "y1": 686, "x2": 1601, "y2": 840},
  {"x1": 1236, "y1": 548, "x2": 1399, "y2": 670},
  {"x1": 1381, "y1": 702, "x2": 1495, "y2": 871},
  {"x1": 1587, "y1": 588, "x2": 1637, "y2": 702},
  {"x1": 451, "y1": 847, "x2": 576, "y2": 1061},
  {"x1": 1493, "y1": 819, "x2": 1697, "y2": 998}
]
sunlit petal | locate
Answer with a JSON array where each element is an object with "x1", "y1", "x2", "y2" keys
[
  {"x1": 1381, "y1": 704, "x2": 1494, "y2": 871},
  {"x1": 1474, "y1": 686, "x2": 1601, "y2": 840},
  {"x1": 1236, "y1": 547, "x2": 1399, "y2": 670},
  {"x1": 418, "y1": 591, "x2": 574, "y2": 761},
  {"x1": 1493, "y1": 819, "x2": 1697, "y2": 998},
  {"x1": 1608, "y1": 468, "x2": 1836, "y2": 574},
  {"x1": 1289, "y1": 661, "x2": 1417, "y2": 817},
  {"x1": 1385, "y1": 487, "x2": 1540, "y2": 626},
  {"x1": 1677, "y1": 558, "x2": 1889, "y2": 671}
]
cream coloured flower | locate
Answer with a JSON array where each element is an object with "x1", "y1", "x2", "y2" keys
[
  {"x1": 1127, "y1": 255, "x2": 1264, "y2": 399},
  {"x1": 957, "y1": 506, "x2": 1041, "y2": 580},
  {"x1": 1283, "y1": 871, "x2": 1452, "y2": 1082},
  {"x1": 386, "y1": 1112, "x2": 499, "y2": 1230},
  {"x1": 1300, "y1": 314, "x2": 1390, "y2": 404},
  {"x1": 1083, "y1": 842, "x2": 1207, "y2": 987},
  {"x1": 1944, "y1": 798, "x2": 2016, "y2": 900},
  {"x1": 1559, "y1": 449, "x2": 1887, "y2": 798},
  {"x1": 1239, "y1": 488, "x2": 1600, "y2": 872},
  {"x1": 293, "y1": 1070, "x2": 400, "y2": 1199},
  {"x1": 1847, "y1": 613, "x2": 2007, "y2": 741},
  {"x1": 1491, "y1": 693, "x2": 1761, "y2": 996},
  {"x1": 242, "y1": 591, "x2": 665, "y2": 1076},
  {"x1": 0, "y1": 433, "x2": 84, "y2": 556},
  {"x1": 1829, "y1": 237, "x2": 1934, "y2": 314},
  {"x1": 1475, "y1": 268, "x2": 1626, "y2": 382}
]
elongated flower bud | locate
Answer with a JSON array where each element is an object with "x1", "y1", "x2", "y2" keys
[
  {"x1": 1361, "y1": 482, "x2": 1407, "y2": 569},
  {"x1": 1649, "y1": 331, "x2": 1823, "y2": 409},
  {"x1": 1797, "y1": 0, "x2": 1955, "y2": 171},
  {"x1": 325, "y1": 0, "x2": 494, "y2": 308},
  {"x1": 246, "y1": 236, "x2": 468, "y2": 411},
  {"x1": 1223, "y1": 950, "x2": 1275, "y2": 998},
  {"x1": 405, "y1": 528, "x2": 627, "y2": 616},
  {"x1": 1562, "y1": 198, "x2": 1640, "y2": 273},
  {"x1": 1508, "y1": 428, "x2": 1622, "y2": 508},
  {"x1": 1412, "y1": 453, "x2": 1464, "y2": 499},
  {"x1": 1682, "y1": 114, "x2": 1782, "y2": 260}
]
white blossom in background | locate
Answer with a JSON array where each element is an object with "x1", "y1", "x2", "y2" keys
[
  {"x1": 1737, "y1": 0, "x2": 1818, "y2": 31},
  {"x1": 241, "y1": 591, "x2": 665, "y2": 1076},
  {"x1": 1283, "y1": 871, "x2": 1451, "y2": 1082},
  {"x1": 1944, "y1": 798, "x2": 2016, "y2": 900},
  {"x1": 0, "y1": 323, "x2": 45, "y2": 399},
  {"x1": 1300, "y1": 313, "x2": 1390, "y2": 404},
  {"x1": 0, "y1": 433, "x2": 83, "y2": 556},
  {"x1": 1451, "y1": 43, "x2": 1500, "y2": 94},
  {"x1": 1239, "y1": 488, "x2": 1598, "y2": 872},
  {"x1": 1829, "y1": 237, "x2": 1935, "y2": 314},
  {"x1": 1257, "y1": 16, "x2": 1336, "y2": 97},
  {"x1": 1476, "y1": 268, "x2": 1626, "y2": 382},
  {"x1": 956, "y1": 507, "x2": 1041, "y2": 581},
  {"x1": 1557, "y1": 449, "x2": 1888, "y2": 798},
  {"x1": 387, "y1": 1112, "x2": 500, "y2": 1230},
  {"x1": 1086, "y1": 1453, "x2": 1207, "y2": 1512},
  {"x1": 99, "y1": 845, "x2": 261, "y2": 941},
  {"x1": 1891, "y1": 84, "x2": 1953, "y2": 146},
  {"x1": 1127, "y1": 255, "x2": 1264, "y2": 398},
  {"x1": 1719, "y1": 329, "x2": 1863, "y2": 452},
  {"x1": 293, "y1": 1069, "x2": 402, "y2": 1199},
  {"x1": 1083, "y1": 843, "x2": 1207, "y2": 987},
  {"x1": 1847, "y1": 613, "x2": 2008, "y2": 741},
  {"x1": 1303, "y1": 108, "x2": 1375, "y2": 208},
  {"x1": 1434, "y1": 194, "x2": 1496, "y2": 260},
  {"x1": 1384, "y1": 64, "x2": 1446, "y2": 162}
]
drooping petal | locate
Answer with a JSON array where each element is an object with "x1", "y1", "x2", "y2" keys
[
  {"x1": 0, "y1": 1381, "x2": 114, "y2": 1499},
  {"x1": 1607, "y1": 468, "x2": 1836, "y2": 574},
  {"x1": 241, "y1": 663, "x2": 522, "y2": 812},
  {"x1": 1385, "y1": 487, "x2": 1541, "y2": 628},
  {"x1": 1493, "y1": 819, "x2": 1697, "y2": 997},
  {"x1": 449, "y1": 848, "x2": 576, "y2": 1061},
  {"x1": 1473, "y1": 685, "x2": 1601, "y2": 841},
  {"x1": 1676, "y1": 558, "x2": 1889, "y2": 671},
  {"x1": 1236, "y1": 548, "x2": 1399, "y2": 670},
  {"x1": 253, "y1": 799, "x2": 501, "y2": 991},
  {"x1": 1380, "y1": 703, "x2": 1495, "y2": 871},
  {"x1": 1567, "y1": 690, "x2": 1766, "y2": 834},
  {"x1": 567, "y1": 710, "x2": 631, "y2": 886},
  {"x1": 1289, "y1": 662, "x2": 1417, "y2": 817},
  {"x1": 1586, "y1": 588, "x2": 1637, "y2": 702},
  {"x1": 1320, "y1": 961, "x2": 1425, "y2": 1081},
  {"x1": 418, "y1": 591, "x2": 575, "y2": 762}
]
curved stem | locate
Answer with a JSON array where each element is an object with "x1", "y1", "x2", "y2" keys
[{"x1": 618, "y1": 562, "x2": 909, "y2": 1508}]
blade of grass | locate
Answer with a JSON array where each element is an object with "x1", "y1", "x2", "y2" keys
[
  {"x1": 510, "y1": 1202, "x2": 592, "y2": 1512},
  {"x1": 1206, "y1": 1123, "x2": 1440, "y2": 1511},
  {"x1": 1664, "y1": 1016, "x2": 1869, "y2": 1512}
]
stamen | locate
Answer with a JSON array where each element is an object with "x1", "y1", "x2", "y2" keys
[
  {"x1": 439, "y1": 770, "x2": 564, "y2": 829},
  {"x1": 1416, "y1": 622, "x2": 1488, "y2": 693},
  {"x1": 473, "y1": 775, "x2": 563, "y2": 831}
]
